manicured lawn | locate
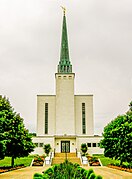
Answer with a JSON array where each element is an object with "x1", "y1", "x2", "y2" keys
[
  {"x1": 93, "y1": 154, "x2": 119, "y2": 166},
  {"x1": 0, "y1": 156, "x2": 34, "y2": 167}
]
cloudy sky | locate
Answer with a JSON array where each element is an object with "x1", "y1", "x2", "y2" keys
[{"x1": 0, "y1": 0, "x2": 132, "y2": 135}]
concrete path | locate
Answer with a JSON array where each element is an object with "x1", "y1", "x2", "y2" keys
[
  {"x1": 83, "y1": 166, "x2": 132, "y2": 179},
  {"x1": 0, "y1": 166, "x2": 132, "y2": 179},
  {"x1": 0, "y1": 166, "x2": 49, "y2": 179}
]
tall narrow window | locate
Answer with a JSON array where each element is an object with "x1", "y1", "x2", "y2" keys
[
  {"x1": 82, "y1": 103, "x2": 86, "y2": 134},
  {"x1": 45, "y1": 103, "x2": 48, "y2": 134}
]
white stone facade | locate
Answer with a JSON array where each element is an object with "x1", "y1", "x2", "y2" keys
[
  {"x1": 33, "y1": 73, "x2": 103, "y2": 155},
  {"x1": 32, "y1": 13, "x2": 104, "y2": 155}
]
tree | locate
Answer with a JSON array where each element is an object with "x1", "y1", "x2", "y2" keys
[
  {"x1": 0, "y1": 96, "x2": 35, "y2": 167},
  {"x1": 100, "y1": 102, "x2": 132, "y2": 165},
  {"x1": 81, "y1": 143, "x2": 88, "y2": 156},
  {"x1": 0, "y1": 141, "x2": 6, "y2": 160},
  {"x1": 44, "y1": 144, "x2": 51, "y2": 156}
]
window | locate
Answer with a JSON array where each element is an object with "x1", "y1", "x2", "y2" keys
[
  {"x1": 98, "y1": 143, "x2": 100, "y2": 147},
  {"x1": 82, "y1": 103, "x2": 86, "y2": 134},
  {"x1": 34, "y1": 143, "x2": 38, "y2": 147},
  {"x1": 92, "y1": 143, "x2": 96, "y2": 147},
  {"x1": 45, "y1": 103, "x2": 48, "y2": 134},
  {"x1": 87, "y1": 143, "x2": 91, "y2": 147},
  {"x1": 39, "y1": 143, "x2": 44, "y2": 147}
]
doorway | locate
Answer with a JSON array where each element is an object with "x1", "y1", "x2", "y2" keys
[{"x1": 61, "y1": 141, "x2": 70, "y2": 153}]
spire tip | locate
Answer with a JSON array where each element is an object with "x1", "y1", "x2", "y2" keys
[{"x1": 61, "y1": 6, "x2": 66, "y2": 16}]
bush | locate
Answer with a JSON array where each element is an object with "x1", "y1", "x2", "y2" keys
[
  {"x1": 89, "y1": 173, "x2": 96, "y2": 179},
  {"x1": 86, "y1": 168, "x2": 94, "y2": 178},
  {"x1": 33, "y1": 173, "x2": 43, "y2": 179},
  {"x1": 81, "y1": 143, "x2": 88, "y2": 156},
  {"x1": 43, "y1": 144, "x2": 51, "y2": 156},
  {"x1": 95, "y1": 175, "x2": 103, "y2": 179},
  {"x1": 34, "y1": 161, "x2": 102, "y2": 179}
]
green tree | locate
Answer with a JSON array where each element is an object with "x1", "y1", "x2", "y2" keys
[
  {"x1": 100, "y1": 102, "x2": 132, "y2": 165},
  {"x1": 0, "y1": 141, "x2": 6, "y2": 160},
  {"x1": 0, "y1": 96, "x2": 35, "y2": 167}
]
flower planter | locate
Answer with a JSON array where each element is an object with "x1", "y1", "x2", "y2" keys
[
  {"x1": 87, "y1": 156, "x2": 101, "y2": 166},
  {"x1": 32, "y1": 156, "x2": 45, "y2": 166}
]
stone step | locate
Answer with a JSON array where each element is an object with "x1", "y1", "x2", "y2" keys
[
  {"x1": 55, "y1": 152, "x2": 76, "y2": 157},
  {"x1": 52, "y1": 153, "x2": 81, "y2": 165},
  {"x1": 52, "y1": 158, "x2": 81, "y2": 165}
]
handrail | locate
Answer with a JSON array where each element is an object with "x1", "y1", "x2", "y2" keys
[
  {"x1": 54, "y1": 148, "x2": 55, "y2": 157},
  {"x1": 44, "y1": 152, "x2": 52, "y2": 165},
  {"x1": 81, "y1": 153, "x2": 83, "y2": 163},
  {"x1": 81, "y1": 153, "x2": 89, "y2": 166},
  {"x1": 49, "y1": 152, "x2": 52, "y2": 164},
  {"x1": 75, "y1": 148, "x2": 77, "y2": 157}
]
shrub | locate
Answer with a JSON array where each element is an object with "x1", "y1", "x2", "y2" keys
[
  {"x1": 95, "y1": 175, "x2": 103, "y2": 179},
  {"x1": 81, "y1": 143, "x2": 88, "y2": 156},
  {"x1": 74, "y1": 163, "x2": 80, "y2": 167},
  {"x1": 33, "y1": 173, "x2": 43, "y2": 179},
  {"x1": 34, "y1": 161, "x2": 102, "y2": 179},
  {"x1": 44, "y1": 167, "x2": 54, "y2": 176},
  {"x1": 43, "y1": 144, "x2": 51, "y2": 156},
  {"x1": 86, "y1": 168, "x2": 94, "y2": 178},
  {"x1": 82, "y1": 170, "x2": 88, "y2": 178},
  {"x1": 43, "y1": 174, "x2": 50, "y2": 179},
  {"x1": 89, "y1": 173, "x2": 96, "y2": 179}
]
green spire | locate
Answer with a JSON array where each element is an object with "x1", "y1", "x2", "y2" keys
[{"x1": 58, "y1": 9, "x2": 72, "y2": 73}]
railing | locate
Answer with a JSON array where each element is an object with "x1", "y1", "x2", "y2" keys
[
  {"x1": 44, "y1": 152, "x2": 53, "y2": 165},
  {"x1": 54, "y1": 148, "x2": 55, "y2": 157},
  {"x1": 80, "y1": 153, "x2": 89, "y2": 166},
  {"x1": 75, "y1": 148, "x2": 77, "y2": 157}
]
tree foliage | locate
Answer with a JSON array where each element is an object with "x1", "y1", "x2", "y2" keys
[
  {"x1": 0, "y1": 96, "x2": 35, "y2": 166},
  {"x1": 100, "y1": 101, "x2": 132, "y2": 164}
]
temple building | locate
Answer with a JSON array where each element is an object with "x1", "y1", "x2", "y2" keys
[{"x1": 33, "y1": 9, "x2": 103, "y2": 155}]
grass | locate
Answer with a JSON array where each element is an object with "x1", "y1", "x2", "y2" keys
[
  {"x1": 93, "y1": 154, "x2": 119, "y2": 166},
  {"x1": 0, "y1": 156, "x2": 34, "y2": 167}
]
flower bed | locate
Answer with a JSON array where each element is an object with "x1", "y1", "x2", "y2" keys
[
  {"x1": 107, "y1": 164, "x2": 132, "y2": 173},
  {"x1": 87, "y1": 156, "x2": 101, "y2": 166},
  {"x1": 0, "y1": 164, "x2": 25, "y2": 174},
  {"x1": 32, "y1": 156, "x2": 45, "y2": 166}
]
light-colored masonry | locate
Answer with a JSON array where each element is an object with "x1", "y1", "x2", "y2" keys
[
  {"x1": 32, "y1": 73, "x2": 103, "y2": 154},
  {"x1": 32, "y1": 11, "x2": 104, "y2": 155}
]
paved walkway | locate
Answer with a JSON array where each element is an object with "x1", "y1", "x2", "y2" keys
[
  {"x1": 0, "y1": 166, "x2": 132, "y2": 179},
  {"x1": 0, "y1": 166, "x2": 49, "y2": 179},
  {"x1": 83, "y1": 166, "x2": 132, "y2": 179}
]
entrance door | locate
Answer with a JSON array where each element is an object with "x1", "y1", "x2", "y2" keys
[{"x1": 61, "y1": 141, "x2": 70, "y2": 153}]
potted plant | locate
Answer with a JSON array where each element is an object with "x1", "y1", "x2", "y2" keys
[
  {"x1": 44, "y1": 144, "x2": 51, "y2": 156},
  {"x1": 81, "y1": 143, "x2": 88, "y2": 156}
]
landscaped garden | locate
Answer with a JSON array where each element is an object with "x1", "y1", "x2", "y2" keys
[
  {"x1": 93, "y1": 154, "x2": 118, "y2": 166},
  {"x1": 0, "y1": 156, "x2": 34, "y2": 173},
  {"x1": 34, "y1": 160, "x2": 103, "y2": 179}
]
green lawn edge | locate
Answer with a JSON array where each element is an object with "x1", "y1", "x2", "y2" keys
[{"x1": 0, "y1": 156, "x2": 34, "y2": 167}]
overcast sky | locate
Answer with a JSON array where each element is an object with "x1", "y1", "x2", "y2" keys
[{"x1": 0, "y1": 0, "x2": 132, "y2": 135}]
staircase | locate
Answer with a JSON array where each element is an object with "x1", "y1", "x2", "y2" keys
[{"x1": 52, "y1": 153, "x2": 81, "y2": 165}]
